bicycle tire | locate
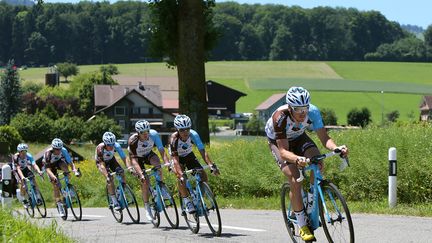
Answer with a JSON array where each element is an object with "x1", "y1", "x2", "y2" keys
[
  {"x1": 123, "y1": 184, "x2": 140, "y2": 223},
  {"x1": 67, "y1": 184, "x2": 82, "y2": 221},
  {"x1": 106, "y1": 186, "x2": 123, "y2": 223},
  {"x1": 35, "y1": 189, "x2": 47, "y2": 218},
  {"x1": 281, "y1": 182, "x2": 304, "y2": 243},
  {"x1": 24, "y1": 193, "x2": 35, "y2": 218},
  {"x1": 199, "y1": 182, "x2": 222, "y2": 236},
  {"x1": 159, "y1": 183, "x2": 179, "y2": 229},
  {"x1": 59, "y1": 195, "x2": 68, "y2": 221},
  {"x1": 179, "y1": 192, "x2": 200, "y2": 234},
  {"x1": 319, "y1": 180, "x2": 355, "y2": 243},
  {"x1": 148, "y1": 187, "x2": 161, "y2": 227}
]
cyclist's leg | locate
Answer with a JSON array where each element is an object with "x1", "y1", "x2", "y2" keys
[
  {"x1": 175, "y1": 159, "x2": 188, "y2": 198},
  {"x1": 148, "y1": 151, "x2": 163, "y2": 180},
  {"x1": 138, "y1": 157, "x2": 150, "y2": 203},
  {"x1": 47, "y1": 164, "x2": 61, "y2": 203},
  {"x1": 297, "y1": 134, "x2": 322, "y2": 189},
  {"x1": 97, "y1": 161, "x2": 115, "y2": 196},
  {"x1": 186, "y1": 153, "x2": 207, "y2": 182}
]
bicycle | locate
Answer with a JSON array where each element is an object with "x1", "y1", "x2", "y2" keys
[
  {"x1": 57, "y1": 169, "x2": 82, "y2": 221},
  {"x1": 142, "y1": 162, "x2": 179, "y2": 228},
  {"x1": 281, "y1": 148, "x2": 354, "y2": 243},
  {"x1": 106, "y1": 167, "x2": 140, "y2": 223},
  {"x1": 179, "y1": 165, "x2": 222, "y2": 236},
  {"x1": 22, "y1": 175, "x2": 46, "y2": 218}
]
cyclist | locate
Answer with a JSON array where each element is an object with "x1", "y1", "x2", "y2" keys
[
  {"x1": 12, "y1": 143, "x2": 43, "y2": 208},
  {"x1": 95, "y1": 131, "x2": 129, "y2": 211},
  {"x1": 43, "y1": 138, "x2": 80, "y2": 217},
  {"x1": 169, "y1": 114, "x2": 220, "y2": 214},
  {"x1": 265, "y1": 86, "x2": 348, "y2": 241},
  {"x1": 128, "y1": 119, "x2": 170, "y2": 221}
]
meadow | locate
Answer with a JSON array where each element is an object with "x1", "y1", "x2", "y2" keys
[{"x1": 18, "y1": 61, "x2": 432, "y2": 124}]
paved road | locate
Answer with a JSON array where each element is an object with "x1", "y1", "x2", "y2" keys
[{"x1": 28, "y1": 208, "x2": 432, "y2": 243}]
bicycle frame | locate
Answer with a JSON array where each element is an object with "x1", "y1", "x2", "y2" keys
[
  {"x1": 24, "y1": 176, "x2": 38, "y2": 207},
  {"x1": 57, "y1": 172, "x2": 73, "y2": 208},
  {"x1": 143, "y1": 163, "x2": 170, "y2": 212},
  {"x1": 183, "y1": 165, "x2": 211, "y2": 217},
  {"x1": 108, "y1": 171, "x2": 127, "y2": 209}
]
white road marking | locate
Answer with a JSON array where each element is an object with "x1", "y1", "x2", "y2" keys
[
  {"x1": 202, "y1": 224, "x2": 266, "y2": 232},
  {"x1": 82, "y1": 214, "x2": 106, "y2": 218}
]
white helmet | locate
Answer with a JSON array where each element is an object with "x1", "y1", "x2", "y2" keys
[
  {"x1": 174, "y1": 115, "x2": 192, "y2": 129},
  {"x1": 51, "y1": 138, "x2": 64, "y2": 149},
  {"x1": 135, "y1": 120, "x2": 150, "y2": 133},
  {"x1": 17, "y1": 143, "x2": 29, "y2": 152},
  {"x1": 102, "y1": 132, "x2": 116, "y2": 145},
  {"x1": 286, "y1": 86, "x2": 310, "y2": 107}
]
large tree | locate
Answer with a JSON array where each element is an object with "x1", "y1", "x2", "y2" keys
[
  {"x1": 0, "y1": 59, "x2": 22, "y2": 125},
  {"x1": 150, "y1": 0, "x2": 218, "y2": 143}
]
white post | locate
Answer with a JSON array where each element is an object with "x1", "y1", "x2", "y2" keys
[
  {"x1": 1, "y1": 164, "x2": 13, "y2": 207},
  {"x1": 388, "y1": 147, "x2": 397, "y2": 208}
]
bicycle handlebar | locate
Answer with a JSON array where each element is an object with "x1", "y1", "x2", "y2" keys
[
  {"x1": 144, "y1": 162, "x2": 172, "y2": 174},
  {"x1": 184, "y1": 164, "x2": 211, "y2": 175},
  {"x1": 296, "y1": 148, "x2": 349, "y2": 182}
]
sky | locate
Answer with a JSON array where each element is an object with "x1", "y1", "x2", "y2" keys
[
  {"x1": 218, "y1": 0, "x2": 432, "y2": 29},
  {"x1": 43, "y1": 0, "x2": 431, "y2": 29}
]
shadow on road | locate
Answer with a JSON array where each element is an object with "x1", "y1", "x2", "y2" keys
[{"x1": 200, "y1": 232, "x2": 247, "y2": 239}]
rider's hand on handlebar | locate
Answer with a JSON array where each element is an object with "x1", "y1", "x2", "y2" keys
[
  {"x1": 295, "y1": 156, "x2": 310, "y2": 167},
  {"x1": 74, "y1": 169, "x2": 81, "y2": 177},
  {"x1": 210, "y1": 163, "x2": 220, "y2": 176},
  {"x1": 335, "y1": 145, "x2": 349, "y2": 158}
]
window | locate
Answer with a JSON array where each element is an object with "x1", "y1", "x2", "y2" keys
[
  {"x1": 149, "y1": 108, "x2": 153, "y2": 114},
  {"x1": 115, "y1": 106, "x2": 125, "y2": 116}
]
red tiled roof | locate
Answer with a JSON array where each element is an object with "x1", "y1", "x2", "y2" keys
[{"x1": 255, "y1": 93, "x2": 285, "y2": 110}]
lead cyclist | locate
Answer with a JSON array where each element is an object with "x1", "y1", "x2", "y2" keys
[{"x1": 265, "y1": 86, "x2": 349, "y2": 241}]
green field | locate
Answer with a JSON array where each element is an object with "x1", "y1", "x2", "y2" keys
[{"x1": 19, "y1": 61, "x2": 432, "y2": 124}]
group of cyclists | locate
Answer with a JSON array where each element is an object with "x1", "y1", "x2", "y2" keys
[{"x1": 9, "y1": 86, "x2": 348, "y2": 241}]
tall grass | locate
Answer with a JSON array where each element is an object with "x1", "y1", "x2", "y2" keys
[{"x1": 0, "y1": 209, "x2": 73, "y2": 242}]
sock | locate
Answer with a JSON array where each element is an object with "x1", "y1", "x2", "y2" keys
[
  {"x1": 295, "y1": 210, "x2": 308, "y2": 227},
  {"x1": 110, "y1": 195, "x2": 118, "y2": 204}
]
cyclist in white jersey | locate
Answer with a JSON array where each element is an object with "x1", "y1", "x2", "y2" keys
[
  {"x1": 169, "y1": 114, "x2": 220, "y2": 214},
  {"x1": 265, "y1": 87, "x2": 349, "y2": 241},
  {"x1": 128, "y1": 119, "x2": 170, "y2": 221}
]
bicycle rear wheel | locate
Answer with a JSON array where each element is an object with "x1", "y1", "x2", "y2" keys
[
  {"x1": 123, "y1": 184, "x2": 140, "y2": 223},
  {"x1": 106, "y1": 186, "x2": 123, "y2": 223},
  {"x1": 148, "y1": 187, "x2": 161, "y2": 227},
  {"x1": 35, "y1": 189, "x2": 47, "y2": 218},
  {"x1": 179, "y1": 192, "x2": 199, "y2": 234},
  {"x1": 24, "y1": 193, "x2": 35, "y2": 218},
  {"x1": 159, "y1": 183, "x2": 179, "y2": 229},
  {"x1": 68, "y1": 184, "x2": 82, "y2": 221},
  {"x1": 281, "y1": 182, "x2": 304, "y2": 243},
  {"x1": 319, "y1": 180, "x2": 354, "y2": 243},
  {"x1": 200, "y1": 182, "x2": 221, "y2": 236}
]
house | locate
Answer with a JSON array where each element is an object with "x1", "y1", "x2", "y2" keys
[
  {"x1": 206, "y1": 80, "x2": 247, "y2": 117},
  {"x1": 419, "y1": 95, "x2": 432, "y2": 121},
  {"x1": 93, "y1": 84, "x2": 175, "y2": 138},
  {"x1": 255, "y1": 93, "x2": 286, "y2": 121},
  {"x1": 112, "y1": 76, "x2": 246, "y2": 117}
]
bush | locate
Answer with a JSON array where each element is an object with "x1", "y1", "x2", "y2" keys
[
  {"x1": 0, "y1": 125, "x2": 22, "y2": 153},
  {"x1": 53, "y1": 115, "x2": 85, "y2": 144},
  {"x1": 100, "y1": 64, "x2": 119, "y2": 75},
  {"x1": 320, "y1": 108, "x2": 338, "y2": 125},
  {"x1": 347, "y1": 107, "x2": 371, "y2": 127},
  {"x1": 245, "y1": 113, "x2": 264, "y2": 132},
  {"x1": 81, "y1": 114, "x2": 122, "y2": 144},
  {"x1": 10, "y1": 112, "x2": 54, "y2": 142},
  {"x1": 386, "y1": 110, "x2": 400, "y2": 123}
]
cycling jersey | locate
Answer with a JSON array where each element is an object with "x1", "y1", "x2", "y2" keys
[
  {"x1": 265, "y1": 104, "x2": 324, "y2": 141},
  {"x1": 11, "y1": 152, "x2": 35, "y2": 170},
  {"x1": 128, "y1": 130, "x2": 164, "y2": 158},
  {"x1": 95, "y1": 142, "x2": 126, "y2": 163},
  {"x1": 42, "y1": 147, "x2": 72, "y2": 166},
  {"x1": 170, "y1": 129, "x2": 205, "y2": 158}
]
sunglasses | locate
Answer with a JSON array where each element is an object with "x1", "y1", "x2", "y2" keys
[
  {"x1": 19, "y1": 150, "x2": 27, "y2": 153},
  {"x1": 179, "y1": 128, "x2": 190, "y2": 132},
  {"x1": 139, "y1": 130, "x2": 149, "y2": 134},
  {"x1": 292, "y1": 106, "x2": 309, "y2": 113},
  {"x1": 105, "y1": 143, "x2": 114, "y2": 147}
]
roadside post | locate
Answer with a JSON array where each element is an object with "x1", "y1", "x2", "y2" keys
[
  {"x1": 388, "y1": 147, "x2": 397, "y2": 208},
  {"x1": 1, "y1": 164, "x2": 13, "y2": 207}
]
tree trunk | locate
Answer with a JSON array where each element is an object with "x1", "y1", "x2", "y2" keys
[{"x1": 177, "y1": 0, "x2": 209, "y2": 143}]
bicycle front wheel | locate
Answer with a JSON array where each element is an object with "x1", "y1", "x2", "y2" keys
[
  {"x1": 35, "y1": 189, "x2": 47, "y2": 218},
  {"x1": 68, "y1": 184, "x2": 82, "y2": 221},
  {"x1": 319, "y1": 180, "x2": 354, "y2": 243},
  {"x1": 159, "y1": 183, "x2": 179, "y2": 229},
  {"x1": 200, "y1": 182, "x2": 221, "y2": 236},
  {"x1": 281, "y1": 182, "x2": 302, "y2": 243},
  {"x1": 24, "y1": 194, "x2": 35, "y2": 218},
  {"x1": 123, "y1": 184, "x2": 140, "y2": 223},
  {"x1": 148, "y1": 187, "x2": 161, "y2": 227}
]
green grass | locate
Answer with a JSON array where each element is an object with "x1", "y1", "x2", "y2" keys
[{"x1": 0, "y1": 208, "x2": 73, "y2": 242}]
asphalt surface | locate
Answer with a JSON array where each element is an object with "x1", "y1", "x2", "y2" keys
[{"x1": 24, "y1": 207, "x2": 432, "y2": 243}]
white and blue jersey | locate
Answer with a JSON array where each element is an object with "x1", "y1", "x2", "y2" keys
[
  {"x1": 95, "y1": 142, "x2": 126, "y2": 163},
  {"x1": 128, "y1": 130, "x2": 164, "y2": 158},
  {"x1": 170, "y1": 129, "x2": 205, "y2": 157},
  {"x1": 265, "y1": 104, "x2": 324, "y2": 141},
  {"x1": 12, "y1": 152, "x2": 35, "y2": 170},
  {"x1": 42, "y1": 147, "x2": 72, "y2": 166}
]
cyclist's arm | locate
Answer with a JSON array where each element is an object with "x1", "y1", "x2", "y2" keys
[
  {"x1": 61, "y1": 148, "x2": 76, "y2": 171},
  {"x1": 276, "y1": 138, "x2": 301, "y2": 164},
  {"x1": 97, "y1": 161, "x2": 109, "y2": 179},
  {"x1": 115, "y1": 143, "x2": 128, "y2": 167},
  {"x1": 151, "y1": 130, "x2": 170, "y2": 164},
  {"x1": 316, "y1": 128, "x2": 337, "y2": 150},
  {"x1": 45, "y1": 167, "x2": 56, "y2": 181},
  {"x1": 16, "y1": 165, "x2": 25, "y2": 180},
  {"x1": 171, "y1": 155, "x2": 183, "y2": 179},
  {"x1": 198, "y1": 149, "x2": 213, "y2": 166},
  {"x1": 28, "y1": 153, "x2": 42, "y2": 174}
]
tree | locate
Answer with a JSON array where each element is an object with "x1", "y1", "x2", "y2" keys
[
  {"x1": 347, "y1": 107, "x2": 372, "y2": 127},
  {"x1": 0, "y1": 125, "x2": 22, "y2": 154},
  {"x1": 245, "y1": 113, "x2": 264, "y2": 133},
  {"x1": 57, "y1": 62, "x2": 79, "y2": 82},
  {"x1": 81, "y1": 114, "x2": 122, "y2": 144},
  {"x1": 386, "y1": 110, "x2": 400, "y2": 123},
  {"x1": 149, "y1": 0, "x2": 219, "y2": 143},
  {"x1": 100, "y1": 64, "x2": 119, "y2": 75},
  {"x1": 0, "y1": 60, "x2": 22, "y2": 125}
]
